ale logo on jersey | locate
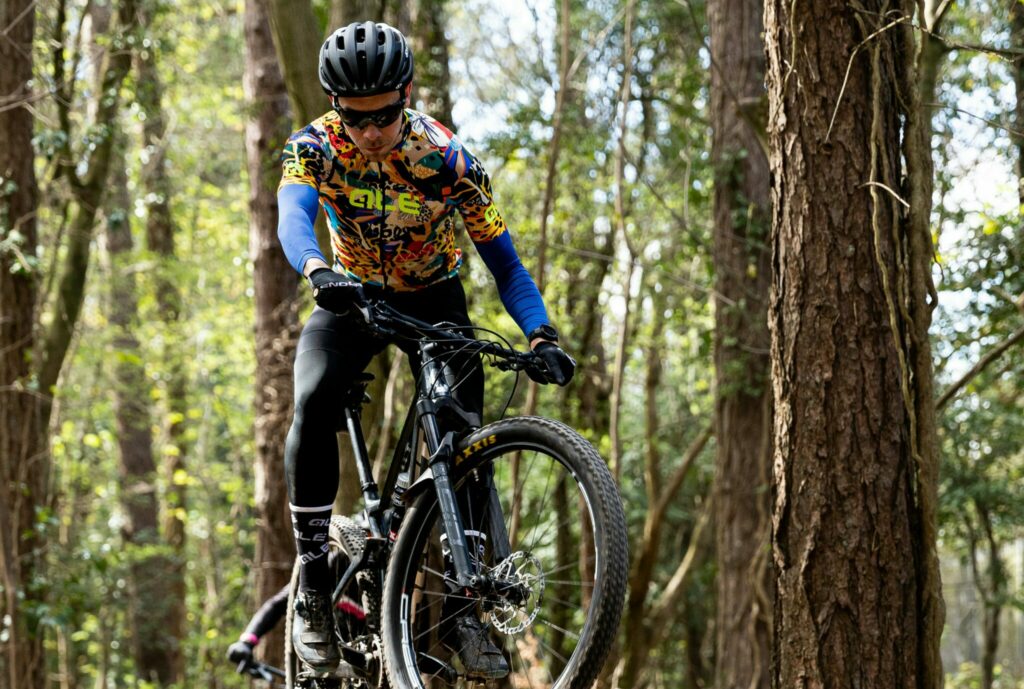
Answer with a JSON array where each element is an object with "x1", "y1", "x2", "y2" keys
[{"x1": 349, "y1": 188, "x2": 421, "y2": 215}]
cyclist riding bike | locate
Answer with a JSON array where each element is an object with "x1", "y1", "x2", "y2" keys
[{"x1": 277, "y1": 20, "x2": 575, "y2": 679}]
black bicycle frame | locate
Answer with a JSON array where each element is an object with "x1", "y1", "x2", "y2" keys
[{"x1": 330, "y1": 339, "x2": 507, "y2": 604}]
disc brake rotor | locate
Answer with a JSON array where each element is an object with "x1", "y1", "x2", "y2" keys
[{"x1": 488, "y1": 551, "x2": 545, "y2": 634}]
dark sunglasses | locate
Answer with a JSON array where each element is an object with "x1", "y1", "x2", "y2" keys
[{"x1": 334, "y1": 96, "x2": 407, "y2": 129}]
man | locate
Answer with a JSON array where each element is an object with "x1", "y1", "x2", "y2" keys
[{"x1": 276, "y1": 21, "x2": 574, "y2": 679}]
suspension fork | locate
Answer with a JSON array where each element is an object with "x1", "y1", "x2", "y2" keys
[{"x1": 417, "y1": 398, "x2": 486, "y2": 590}]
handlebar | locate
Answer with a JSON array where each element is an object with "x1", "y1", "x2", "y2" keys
[
  {"x1": 358, "y1": 299, "x2": 551, "y2": 379},
  {"x1": 237, "y1": 658, "x2": 285, "y2": 682}
]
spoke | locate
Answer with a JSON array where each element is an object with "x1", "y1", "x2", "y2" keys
[
  {"x1": 534, "y1": 616, "x2": 582, "y2": 642},
  {"x1": 414, "y1": 589, "x2": 477, "y2": 600},
  {"x1": 419, "y1": 562, "x2": 459, "y2": 586},
  {"x1": 544, "y1": 579, "x2": 594, "y2": 587},
  {"x1": 502, "y1": 449, "x2": 544, "y2": 541},
  {"x1": 524, "y1": 464, "x2": 557, "y2": 554},
  {"x1": 505, "y1": 632, "x2": 539, "y2": 689},
  {"x1": 532, "y1": 632, "x2": 571, "y2": 667},
  {"x1": 540, "y1": 560, "x2": 588, "y2": 578},
  {"x1": 411, "y1": 597, "x2": 479, "y2": 645},
  {"x1": 540, "y1": 593, "x2": 590, "y2": 612}
]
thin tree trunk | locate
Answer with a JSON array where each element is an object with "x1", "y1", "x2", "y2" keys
[
  {"x1": 0, "y1": 1, "x2": 45, "y2": 686},
  {"x1": 1011, "y1": 0, "x2": 1024, "y2": 207},
  {"x1": 900, "y1": 4, "x2": 946, "y2": 681},
  {"x1": 615, "y1": 425, "x2": 711, "y2": 688},
  {"x1": 607, "y1": 0, "x2": 640, "y2": 484},
  {"x1": 522, "y1": 0, "x2": 572, "y2": 419},
  {"x1": 708, "y1": 0, "x2": 772, "y2": 684},
  {"x1": 765, "y1": 1, "x2": 943, "y2": 686},
  {"x1": 976, "y1": 504, "x2": 1004, "y2": 689},
  {"x1": 245, "y1": 0, "x2": 301, "y2": 667},
  {"x1": 105, "y1": 151, "x2": 178, "y2": 687},
  {"x1": 607, "y1": 258, "x2": 635, "y2": 483},
  {"x1": 134, "y1": 8, "x2": 187, "y2": 680},
  {"x1": 37, "y1": 0, "x2": 139, "y2": 398}
]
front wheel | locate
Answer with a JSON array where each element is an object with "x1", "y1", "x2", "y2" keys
[{"x1": 381, "y1": 417, "x2": 628, "y2": 689}]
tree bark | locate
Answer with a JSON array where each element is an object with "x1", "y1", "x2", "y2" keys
[
  {"x1": 523, "y1": 0, "x2": 573, "y2": 419},
  {"x1": 708, "y1": 0, "x2": 772, "y2": 686},
  {"x1": 409, "y1": 0, "x2": 454, "y2": 123},
  {"x1": 0, "y1": 1, "x2": 45, "y2": 686},
  {"x1": 134, "y1": 8, "x2": 187, "y2": 679},
  {"x1": 245, "y1": 0, "x2": 301, "y2": 667},
  {"x1": 963, "y1": 502, "x2": 1004, "y2": 689},
  {"x1": 607, "y1": 0, "x2": 639, "y2": 487},
  {"x1": 765, "y1": 2, "x2": 943, "y2": 686},
  {"x1": 104, "y1": 151, "x2": 179, "y2": 687},
  {"x1": 266, "y1": 0, "x2": 328, "y2": 128},
  {"x1": 38, "y1": 0, "x2": 139, "y2": 398},
  {"x1": 328, "y1": 0, "x2": 384, "y2": 30},
  {"x1": 1012, "y1": 0, "x2": 1024, "y2": 207}
]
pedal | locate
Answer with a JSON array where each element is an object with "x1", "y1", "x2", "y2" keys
[
  {"x1": 337, "y1": 642, "x2": 371, "y2": 677},
  {"x1": 417, "y1": 652, "x2": 459, "y2": 685},
  {"x1": 297, "y1": 659, "x2": 359, "y2": 684}
]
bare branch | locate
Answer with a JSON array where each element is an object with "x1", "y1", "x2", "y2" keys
[
  {"x1": 936, "y1": 325, "x2": 1024, "y2": 410},
  {"x1": 827, "y1": 15, "x2": 910, "y2": 143},
  {"x1": 861, "y1": 181, "x2": 911, "y2": 208},
  {"x1": 647, "y1": 495, "x2": 714, "y2": 637}
]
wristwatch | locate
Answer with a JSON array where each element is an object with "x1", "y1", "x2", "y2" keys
[{"x1": 527, "y1": 324, "x2": 559, "y2": 344}]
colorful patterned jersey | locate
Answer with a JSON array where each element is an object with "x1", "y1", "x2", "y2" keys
[{"x1": 279, "y1": 109, "x2": 508, "y2": 291}]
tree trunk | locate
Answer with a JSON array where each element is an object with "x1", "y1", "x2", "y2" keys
[
  {"x1": 1012, "y1": 0, "x2": 1024, "y2": 207},
  {"x1": 134, "y1": 9, "x2": 187, "y2": 680},
  {"x1": 409, "y1": 0, "x2": 454, "y2": 123},
  {"x1": 105, "y1": 152, "x2": 179, "y2": 686},
  {"x1": 0, "y1": 1, "x2": 46, "y2": 686},
  {"x1": 765, "y1": 2, "x2": 943, "y2": 686},
  {"x1": 708, "y1": 0, "x2": 772, "y2": 686},
  {"x1": 37, "y1": 0, "x2": 139, "y2": 398},
  {"x1": 245, "y1": 0, "x2": 301, "y2": 667},
  {"x1": 976, "y1": 504, "x2": 1004, "y2": 689},
  {"x1": 266, "y1": 0, "x2": 328, "y2": 128},
  {"x1": 523, "y1": 0, "x2": 573, "y2": 419},
  {"x1": 328, "y1": 0, "x2": 384, "y2": 30}
]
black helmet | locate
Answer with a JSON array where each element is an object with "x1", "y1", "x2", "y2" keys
[{"x1": 319, "y1": 21, "x2": 414, "y2": 97}]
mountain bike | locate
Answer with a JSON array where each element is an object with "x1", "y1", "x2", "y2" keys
[{"x1": 285, "y1": 299, "x2": 628, "y2": 689}]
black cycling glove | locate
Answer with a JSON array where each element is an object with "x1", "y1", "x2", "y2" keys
[
  {"x1": 530, "y1": 341, "x2": 576, "y2": 386},
  {"x1": 227, "y1": 639, "x2": 255, "y2": 666},
  {"x1": 308, "y1": 268, "x2": 367, "y2": 316}
]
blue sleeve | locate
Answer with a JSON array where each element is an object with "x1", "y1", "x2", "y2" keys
[
  {"x1": 474, "y1": 232, "x2": 550, "y2": 337},
  {"x1": 277, "y1": 184, "x2": 327, "y2": 275}
]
